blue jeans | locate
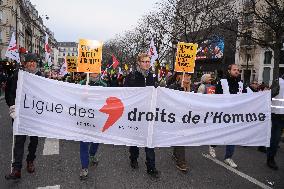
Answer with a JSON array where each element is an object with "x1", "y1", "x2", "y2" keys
[
  {"x1": 225, "y1": 145, "x2": 235, "y2": 159},
  {"x1": 129, "y1": 146, "x2": 155, "y2": 170},
  {"x1": 211, "y1": 145, "x2": 235, "y2": 159},
  {"x1": 267, "y1": 114, "x2": 284, "y2": 158},
  {"x1": 80, "y1": 142, "x2": 99, "y2": 169}
]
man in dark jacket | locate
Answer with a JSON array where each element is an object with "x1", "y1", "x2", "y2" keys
[
  {"x1": 124, "y1": 53, "x2": 160, "y2": 179},
  {"x1": 5, "y1": 53, "x2": 41, "y2": 180},
  {"x1": 212, "y1": 64, "x2": 249, "y2": 168},
  {"x1": 268, "y1": 77, "x2": 283, "y2": 170}
]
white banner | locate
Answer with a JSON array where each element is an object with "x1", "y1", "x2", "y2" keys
[{"x1": 14, "y1": 71, "x2": 272, "y2": 147}]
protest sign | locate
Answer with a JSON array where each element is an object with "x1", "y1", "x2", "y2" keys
[
  {"x1": 14, "y1": 71, "x2": 271, "y2": 147},
  {"x1": 66, "y1": 56, "x2": 77, "y2": 72},
  {"x1": 77, "y1": 39, "x2": 102, "y2": 73},
  {"x1": 175, "y1": 42, "x2": 198, "y2": 73}
]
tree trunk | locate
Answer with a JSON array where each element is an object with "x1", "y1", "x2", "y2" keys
[{"x1": 273, "y1": 32, "x2": 282, "y2": 84}]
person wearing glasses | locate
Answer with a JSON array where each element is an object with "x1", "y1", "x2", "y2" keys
[{"x1": 124, "y1": 53, "x2": 160, "y2": 179}]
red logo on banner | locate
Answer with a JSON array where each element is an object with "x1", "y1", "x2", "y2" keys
[
  {"x1": 99, "y1": 97, "x2": 124, "y2": 132},
  {"x1": 206, "y1": 86, "x2": 216, "y2": 94}
]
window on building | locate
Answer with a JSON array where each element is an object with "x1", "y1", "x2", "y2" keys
[
  {"x1": 0, "y1": 10, "x2": 3, "y2": 23},
  {"x1": 0, "y1": 30, "x2": 2, "y2": 43},
  {"x1": 264, "y1": 51, "x2": 272, "y2": 64},
  {"x1": 63, "y1": 53, "x2": 65, "y2": 56},
  {"x1": 243, "y1": 13, "x2": 253, "y2": 24},
  {"x1": 72, "y1": 53, "x2": 74, "y2": 56},
  {"x1": 262, "y1": 67, "x2": 271, "y2": 85},
  {"x1": 280, "y1": 50, "x2": 284, "y2": 64},
  {"x1": 67, "y1": 53, "x2": 70, "y2": 56}
]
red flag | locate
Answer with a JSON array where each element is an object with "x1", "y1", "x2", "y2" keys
[{"x1": 112, "y1": 54, "x2": 120, "y2": 69}]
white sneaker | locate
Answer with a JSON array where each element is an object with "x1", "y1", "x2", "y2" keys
[
  {"x1": 80, "y1": 168, "x2": 88, "y2": 180},
  {"x1": 224, "y1": 158, "x2": 238, "y2": 168},
  {"x1": 209, "y1": 146, "x2": 216, "y2": 158}
]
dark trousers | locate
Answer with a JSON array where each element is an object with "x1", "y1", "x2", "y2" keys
[
  {"x1": 80, "y1": 142, "x2": 99, "y2": 169},
  {"x1": 12, "y1": 135, "x2": 38, "y2": 170},
  {"x1": 267, "y1": 114, "x2": 284, "y2": 158},
  {"x1": 210, "y1": 145, "x2": 235, "y2": 159},
  {"x1": 173, "y1": 146, "x2": 186, "y2": 164},
  {"x1": 129, "y1": 146, "x2": 155, "y2": 170}
]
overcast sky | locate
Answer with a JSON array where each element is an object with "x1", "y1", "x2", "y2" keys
[{"x1": 29, "y1": 0, "x2": 160, "y2": 42}]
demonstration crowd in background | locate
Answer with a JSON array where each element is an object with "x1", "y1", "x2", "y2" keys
[{"x1": 1, "y1": 53, "x2": 284, "y2": 181}]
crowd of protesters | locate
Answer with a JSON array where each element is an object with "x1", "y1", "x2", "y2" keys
[{"x1": 2, "y1": 53, "x2": 284, "y2": 181}]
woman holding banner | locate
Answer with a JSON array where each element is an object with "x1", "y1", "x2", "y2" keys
[
  {"x1": 79, "y1": 72, "x2": 107, "y2": 180},
  {"x1": 197, "y1": 74, "x2": 217, "y2": 159},
  {"x1": 166, "y1": 72, "x2": 191, "y2": 173},
  {"x1": 124, "y1": 53, "x2": 160, "y2": 179}
]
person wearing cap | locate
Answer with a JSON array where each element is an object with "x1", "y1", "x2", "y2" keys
[{"x1": 5, "y1": 53, "x2": 41, "y2": 180}]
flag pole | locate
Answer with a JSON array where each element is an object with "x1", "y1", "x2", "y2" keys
[
  {"x1": 181, "y1": 72, "x2": 185, "y2": 88},
  {"x1": 11, "y1": 130, "x2": 15, "y2": 172},
  {"x1": 87, "y1": 73, "x2": 90, "y2": 85}
]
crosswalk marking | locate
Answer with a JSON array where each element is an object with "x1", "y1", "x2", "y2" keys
[
  {"x1": 43, "y1": 138, "x2": 59, "y2": 155},
  {"x1": 202, "y1": 153, "x2": 273, "y2": 189},
  {"x1": 37, "y1": 185, "x2": 60, "y2": 189}
]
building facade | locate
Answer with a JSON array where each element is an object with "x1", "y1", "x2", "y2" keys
[
  {"x1": 0, "y1": 0, "x2": 57, "y2": 64},
  {"x1": 235, "y1": 0, "x2": 284, "y2": 85},
  {"x1": 57, "y1": 42, "x2": 78, "y2": 66}
]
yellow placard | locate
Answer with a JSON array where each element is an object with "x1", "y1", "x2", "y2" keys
[
  {"x1": 124, "y1": 64, "x2": 128, "y2": 71},
  {"x1": 175, "y1": 42, "x2": 198, "y2": 73},
  {"x1": 66, "y1": 56, "x2": 77, "y2": 72},
  {"x1": 77, "y1": 39, "x2": 103, "y2": 73}
]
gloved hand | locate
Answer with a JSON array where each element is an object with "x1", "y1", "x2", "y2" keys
[{"x1": 9, "y1": 105, "x2": 16, "y2": 119}]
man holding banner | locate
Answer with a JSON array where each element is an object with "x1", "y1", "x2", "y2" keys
[
  {"x1": 268, "y1": 77, "x2": 284, "y2": 170},
  {"x1": 5, "y1": 53, "x2": 41, "y2": 180},
  {"x1": 212, "y1": 64, "x2": 249, "y2": 168},
  {"x1": 124, "y1": 53, "x2": 160, "y2": 179}
]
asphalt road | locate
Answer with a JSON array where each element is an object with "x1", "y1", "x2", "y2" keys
[{"x1": 0, "y1": 100, "x2": 283, "y2": 189}]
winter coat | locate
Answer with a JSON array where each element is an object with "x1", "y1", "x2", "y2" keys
[
  {"x1": 79, "y1": 78, "x2": 107, "y2": 87},
  {"x1": 215, "y1": 76, "x2": 247, "y2": 94},
  {"x1": 124, "y1": 71, "x2": 155, "y2": 87},
  {"x1": 5, "y1": 69, "x2": 41, "y2": 107}
]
